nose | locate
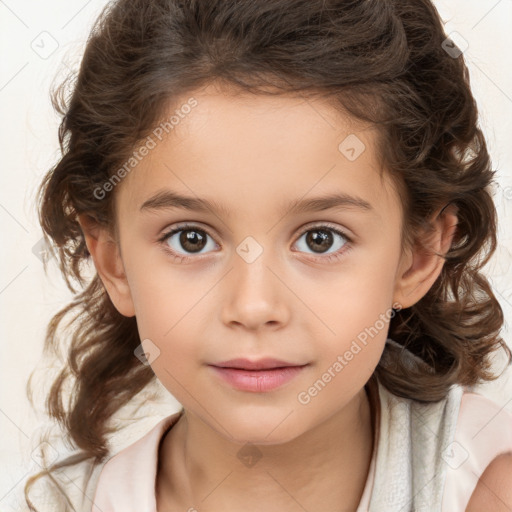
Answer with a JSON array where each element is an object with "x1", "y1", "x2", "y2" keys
[{"x1": 220, "y1": 246, "x2": 290, "y2": 331}]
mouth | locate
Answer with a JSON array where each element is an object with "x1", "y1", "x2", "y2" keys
[
  {"x1": 210, "y1": 357, "x2": 308, "y2": 371},
  {"x1": 208, "y1": 358, "x2": 309, "y2": 392}
]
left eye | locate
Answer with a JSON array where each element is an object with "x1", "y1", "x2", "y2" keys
[{"x1": 294, "y1": 226, "x2": 350, "y2": 256}]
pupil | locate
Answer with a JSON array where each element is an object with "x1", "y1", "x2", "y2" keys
[
  {"x1": 307, "y1": 230, "x2": 332, "y2": 253},
  {"x1": 180, "y1": 230, "x2": 206, "y2": 252}
]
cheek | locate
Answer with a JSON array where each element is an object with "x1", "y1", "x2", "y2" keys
[
  {"x1": 298, "y1": 247, "x2": 399, "y2": 381},
  {"x1": 303, "y1": 251, "x2": 399, "y2": 339},
  {"x1": 124, "y1": 260, "x2": 207, "y2": 389},
  {"x1": 132, "y1": 277, "x2": 203, "y2": 403},
  {"x1": 296, "y1": 284, "x2": 393, "y2": 416},
  {"x1": 126, "y1": 249, "x2": 207, "y2": 335}
]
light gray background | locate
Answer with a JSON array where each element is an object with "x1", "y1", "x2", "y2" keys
[{"x1": 1, "y1": 0, "x2": 512, "y2": 509}]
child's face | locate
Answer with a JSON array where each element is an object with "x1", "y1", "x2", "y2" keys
[{"x1": 108, "y1": 84, "x2": 411, "y2": 443}]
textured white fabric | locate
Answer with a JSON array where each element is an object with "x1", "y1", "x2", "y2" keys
[
  {"x1": 364, "y1": 378, "x2": 464, "y2": 511},
  {"x1": 358, "y1": 370, "x2": 512, "y2": 511}
]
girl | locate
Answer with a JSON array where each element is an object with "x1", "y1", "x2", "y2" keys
[{"x1": 25, "y1": 0, "x2": 512, "y2": 511}]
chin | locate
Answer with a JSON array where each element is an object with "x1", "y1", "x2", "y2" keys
[{"x1": 217, "y1": 411, "x2": 304, "y2": 446}]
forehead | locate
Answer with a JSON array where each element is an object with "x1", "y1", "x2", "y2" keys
[{"x1": 115, "y1": 85, "x2": 401, "y2": 224}]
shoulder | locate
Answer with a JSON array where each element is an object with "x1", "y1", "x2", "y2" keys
[
  {"x1": 448, "y1": 388, "x2": 512, "y2": 512},
  {"x1": 465, "y1": 452, "x2": 512, "y2": 512}
]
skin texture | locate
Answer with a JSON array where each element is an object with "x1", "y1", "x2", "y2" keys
[
  {"x1": 79, "y1": 83, "x2": 458, "y2": 511},
  {"x1": 466, "y1": 453, "x2": 512, "y2": 512}
]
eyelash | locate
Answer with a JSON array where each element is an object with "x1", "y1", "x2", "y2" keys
[{"x1": 157, "y1": 222, "x2": 353, "y2": 264}]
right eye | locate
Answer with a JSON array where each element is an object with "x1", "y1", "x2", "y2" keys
[{"x1": 158, "y1": 223, "x2": 219, "y2": 261}]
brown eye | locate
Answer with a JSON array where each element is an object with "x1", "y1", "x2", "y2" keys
[
  {"x1": 160, "y1": 224, "x2": 218, "y2": 258},
  {"x1": 305, "y1": 229, "x2": 334, "y2": 253},
  {"x1": 175, "y1": 229, "x2": 208, "y2": 253},
  {"x1": 294, "y1": 226, "x2": 350, "y2": 256}
]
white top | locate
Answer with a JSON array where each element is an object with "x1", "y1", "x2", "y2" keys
[{"x1": 90, "y1": 375, "x2": 512, "y2": 512}]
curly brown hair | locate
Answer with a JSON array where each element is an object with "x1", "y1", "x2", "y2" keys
[{"x1": 24, "y1": 0, "x2": 512, "y2": 509}]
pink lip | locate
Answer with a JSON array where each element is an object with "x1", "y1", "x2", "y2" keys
[
  {"x1": 209, "y1": 360, "x2": 308, "y2": 393},
  {"x1": 212, "y1": 357, "x2": 304, "y2": 370}
]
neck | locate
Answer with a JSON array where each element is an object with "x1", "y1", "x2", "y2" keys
[{"x1": 157, "y1": 381, "x2": 378, "y2": 512}]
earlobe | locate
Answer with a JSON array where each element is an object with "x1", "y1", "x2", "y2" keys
[
  {"x1": 77, "y1": 214, "x2": 136, "y2": 317},
  {"x1": 393, "y1": 204, "x2": 458, "y2": 309}
]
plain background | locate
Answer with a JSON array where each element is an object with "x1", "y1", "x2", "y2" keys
[{"x1": 1, "y1": 0, "x2": 512, "y2": 509}]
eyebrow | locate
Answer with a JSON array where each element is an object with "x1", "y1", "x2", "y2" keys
[{"x1": 139, "y1": 189, "x2": 374, "y2": 217}]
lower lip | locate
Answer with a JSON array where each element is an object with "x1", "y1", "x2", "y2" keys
[{"x1": 209, "y1": 365, "x2": 307, "y2": 392}]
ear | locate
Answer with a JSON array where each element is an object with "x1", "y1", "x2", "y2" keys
[
  {"x1": 393, "y1": 203, "x2": 458, "y2": 309},
  {"x1": 77, "y1": 213, "x2": 135, "y2": 317}
]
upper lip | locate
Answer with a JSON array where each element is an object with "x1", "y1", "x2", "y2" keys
[{"x1": 210, "y1": 358, "x2": 307, "y2": 370}]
